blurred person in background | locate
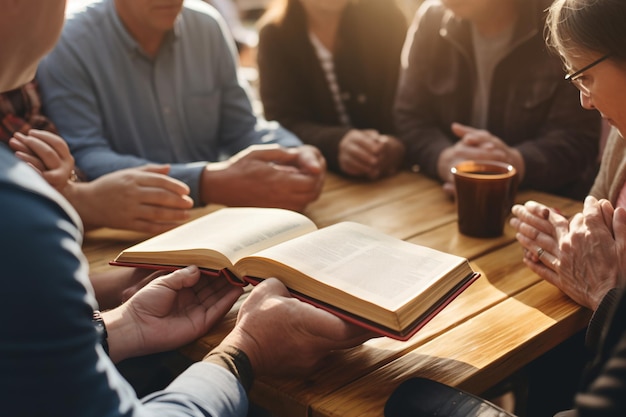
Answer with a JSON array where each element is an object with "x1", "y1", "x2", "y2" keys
[
  {"x1": 257, "y1": 0, "x2": 407, "y2": 180},
  {"x1": 38, "y1": 0, "x2": 326, "y2": 213},
  {"x1": 395, "y1": 0, "x2": 601, "y2": 200}
]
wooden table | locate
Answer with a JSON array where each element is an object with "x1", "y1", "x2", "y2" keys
[{"x1": 83, "y1": 171, "x2": 589, "y2": 417}]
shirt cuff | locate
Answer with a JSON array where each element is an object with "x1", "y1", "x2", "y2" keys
[
  {"x1": 204, "y1": 345, "x2": 255, "y2": 392},
  {"x1": 586, "y1": 287, "x2": 620, "y2": 351},
  {"x1": 167, "y1": 162, "x2": 207, "y2": 206}
]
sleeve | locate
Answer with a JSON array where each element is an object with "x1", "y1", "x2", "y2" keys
[
  {"x1": 575, "y1": 289, "x2": 626, "y2": 416},
  {"x1": 0, "y1": 182, "x2": 137, "y2": 417},
  {"x1": 203, "y1": 345, "x2": 255, "y2": 392},
  {"x1": 35, "y1": 29, "x2": 211, "y2": 204},
  {"x1": 0, "y1": 178, "x2": 249, "y2": 416},
  {"x1": 36, "y1": 12, "x2": 299, "y2": 204},
  {"x1": 36, "y1": 26, "x2": 212, "y2": 206},
  {"x1": 36, "y1": 40, "x2": 179, "y2": 180},
  {"x1": 394, "y1": 4, "x2": 455, "y2": 177},
  {"x1": 208, "y1": 12, "x2": 302, "y2": 155},
  {"x1": 144, "y1": 363, "x2": 249, "y2": 417},
  {"x1": 257, "y1": 23, "x2": 350, "y2": 172},
  {"x1": 586, "y1": 288, "x2": 621, "y2": 352},
  {"x1": 575, "y1": 338, "x2": 626, "y2": 417}
]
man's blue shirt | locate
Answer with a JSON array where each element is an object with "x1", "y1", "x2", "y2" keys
[
  {"x1": 37, "y1": 0, "x2": 300, "y2": 203},
  {"x1": 0, "y1": 145, "x2": 248, "y2": 416}
]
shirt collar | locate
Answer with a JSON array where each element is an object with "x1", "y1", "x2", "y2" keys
[{"x1": 105, "y1": 0, "x2": 180, "y2": 59}]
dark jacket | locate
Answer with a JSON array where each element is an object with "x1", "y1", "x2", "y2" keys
[
  {"x1": 564, "y1": 287, "x2": 626, "y2": 416},
  {"x1": 395, "y1": 0, "x2": 601, "y2": 199},
  {"x1": 257, "y1": 0, "x2": 408, "y2": 173}
]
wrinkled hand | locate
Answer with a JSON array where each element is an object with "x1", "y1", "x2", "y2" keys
[
  {"x1": 103, "y1": 266, "x2": 243, "y2": 363},
  {"x1": 69, "y1": 165, "x2": 194, "y2": 233},
  {"x1": 217, "y1": 278, "x2": 375, "y2": 376},
  {"x1": 439, "y1": 123, "x2": 525, "y2": 196},
  {"x1": 9, "y1": 130, "x2": 74, "y2": 191},
  {"x1": 510, "y1": 197, "x2": 626, "y2": 310},
  {"x1": 201, "y1": 144, "x2": 326, "y2": 212},
  {"x1": 338, "y1": 130, "x2": 405, "y2": 180}
]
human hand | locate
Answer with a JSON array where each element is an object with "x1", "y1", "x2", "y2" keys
[
  {"x1": 8, "y1": 129, "x2": 75, "y2": 192},
  {"x1": 438, "y1": 123, "x2": 525, "y2": 194},
  {"x1": 339, "y1": 130, "x2": 405, "y2": 180},
  {"x1": 510, "y1": 200, "x2": 562, "y2": 261},
  {"x1": 67, "y1": 165, "x2": 194, "y2": 233},
  {"x1": 201, "y1": 144, "x2": 326, "y2": 212},
  {"x1": 510, "y1": 197, "x2": 625, "y2": 310},
  {"x1": 216, "y1": 278, "x2": 375, "y2": 376},
  {"x1": 283, "y1": 144, "x2": 326, "y2": 177},
  {"x1": 90, "y1": 268, "x2": 165, "y2": 310},
  {"x1": 103, "y1": 266, "x2": 243, "y2": 363}
]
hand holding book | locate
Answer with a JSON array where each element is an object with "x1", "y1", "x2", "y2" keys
[{"x1": 112, "y1": 207, "x2": 479, "y2": 340}]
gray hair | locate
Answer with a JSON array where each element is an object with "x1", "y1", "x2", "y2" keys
[{"x1": 546, "y1": 0, "x2": 626, "y2": 61}]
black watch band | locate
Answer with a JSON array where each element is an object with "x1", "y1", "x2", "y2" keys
[{"x1": 92, "y1": 310, "x2": 109, "y2": 355}]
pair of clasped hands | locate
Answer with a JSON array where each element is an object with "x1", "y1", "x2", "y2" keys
[
  {"x1": 338, "y1": 128, "x2": 405, "y2": 180},
  {"x1": 438, "y1": 123, "x2": 526, "y2": 196},
  {"x1": 8, "y1": 130, "x2": 325, "y2": 233},
  {"x1": 510, "y1": 196, "x2": 626, "y2": 311}
]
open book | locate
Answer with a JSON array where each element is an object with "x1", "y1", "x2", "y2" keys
[{"x1": 111, "y1": 207, "x2": 479, "y2": 341}]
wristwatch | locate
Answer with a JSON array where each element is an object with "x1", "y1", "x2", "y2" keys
[{"x1": 92, "y1": 310, "x2": 109, "y2": 355}]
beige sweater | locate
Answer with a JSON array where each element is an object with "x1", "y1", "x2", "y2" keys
[{"x1": 589, "y1": 127, "x2": 626, "y2": 205}]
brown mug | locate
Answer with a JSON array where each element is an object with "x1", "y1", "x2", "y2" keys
[{"x1": 451, "y1": 160, "x2": 518, "y2": 238}]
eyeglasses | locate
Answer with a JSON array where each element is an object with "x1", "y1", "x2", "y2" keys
[{"x1": 565, "y1": 53, "x2": 612, "y2": 96}]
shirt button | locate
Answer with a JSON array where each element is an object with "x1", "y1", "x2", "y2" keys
[{"x1": 357, "y1": 94, "x2": 367, "y2": 104}]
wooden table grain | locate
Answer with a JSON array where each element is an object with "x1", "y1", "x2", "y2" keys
[{"x1": 82, "y1": 171, "x2": 589, "y2": 417}]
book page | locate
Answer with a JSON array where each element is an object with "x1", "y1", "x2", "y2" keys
[
  {"x1": 237, "y1": 222, "x2": 468, "y2": 313},
  {"x1": 115, "y1": 207, "x2": 318, "y2": 267}
]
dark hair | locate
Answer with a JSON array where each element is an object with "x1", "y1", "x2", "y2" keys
[{"x1": 546, "y1": 0, "x2": 626, "y2": 61}]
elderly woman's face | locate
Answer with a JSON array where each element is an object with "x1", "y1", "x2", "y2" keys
[{"x1": 565, "y1": 51, "x2": 626, "y2": 138}]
